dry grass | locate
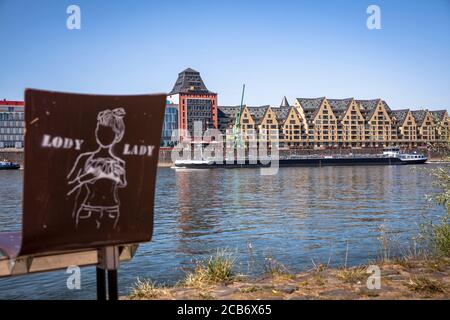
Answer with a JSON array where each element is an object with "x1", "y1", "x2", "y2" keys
[
  {"x1": 240, "y1": 286, "x2": 262, "y2": 293},
  {"x1": 313, "y1": 274, "x2": 326, "y2": 286},
  {"x1": 264, "y1": 257, "x2": 293, "y2": 279},
  {"x1": 392, "y1": 257, "x2": 416, "y2": 269},
  {"x1": 198, "y1": 292, "x2": 215, "y2": 300},
  {"x1": 425, "y1": 258, "x2": 448, "y2": 272},
  {"x1": 336, "y1": 267, "x2": 367, "y2": 284},
  {"x1": 311, "y1": 263, "x2": 327, "y2": 273},
  {"x1": 405, "y1": 276, "x2": 447, "y2": 294},
  {"x1": 128, "y1": 278, "x2": 162, "y2": 300}
]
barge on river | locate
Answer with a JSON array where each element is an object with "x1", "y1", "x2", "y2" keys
[
  {"x1": 174, "y1": 147, "x2": 427, "y2": 169},
  {"x1": 0, "y1": 160, "x2": 20, "y2": 170}
]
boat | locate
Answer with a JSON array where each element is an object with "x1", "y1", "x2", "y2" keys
[
  {"x1": 173, "y1": 147, "x2": 428, "y2": 169},
  {"x1": 0, "y1": 159, "x2": 20, "y2": 170}
]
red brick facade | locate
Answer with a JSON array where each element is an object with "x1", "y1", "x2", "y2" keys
[{"x1": 178, "y1": 93, "x2": 218, "y2": 139}]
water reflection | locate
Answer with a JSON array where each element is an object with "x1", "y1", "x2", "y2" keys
[{"x1": 0, "y1": 165, "x2": 445, "y2": 299}]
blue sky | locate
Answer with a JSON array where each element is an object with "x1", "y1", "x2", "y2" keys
[{"x1": 0, "y1": 0, "x2": 449, "y2": 111}]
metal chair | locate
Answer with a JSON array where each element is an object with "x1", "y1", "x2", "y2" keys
[{"x1": 0, "y1": 89, "x2": 166, "y2": 299}]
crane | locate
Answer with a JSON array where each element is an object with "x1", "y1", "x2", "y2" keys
[{"x1": 232, "y1": 84, "x2": 246, "y2": 149}]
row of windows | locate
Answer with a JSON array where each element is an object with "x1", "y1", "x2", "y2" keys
[
  {"x1": 0, "y1": 112, "x2": 24, "y2": 121},
  {"x1": 0, "y1": 121, "x2": 24, "y2": 128},
  {"x1": 188, "y1": 119, "x2": 214, "y2": 125},
  {"x1": 187, "y1": 112, "x2": 212, "y2": 118},
  {"x1": 187, "y1": 105, "x2": 212, "y2": 112},
  {"x1": 164, "y1": 113, "x2": 177, "y2": 122},
  {"x1": 0, "y1": 142, "x2": 23, "y2": 148},
  {"x1": 0, "y1": 135, "x2": 23, "y2": 141},
  {"x1": 165, "y1": 106, "x2": 178, "y2": 113},
  {"x1": 186, "y1": 100, "x2": 213, "y2": 106},
  {"x1": 0, "y1": 128, "x2": 24, "y2": 134}
]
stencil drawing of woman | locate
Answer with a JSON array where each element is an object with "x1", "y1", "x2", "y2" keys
[{"x1": 67, "y1": 108, "x2": 127, "y2": 230}]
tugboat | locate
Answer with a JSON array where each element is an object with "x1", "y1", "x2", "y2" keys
[
  {"x1": 173, "y1": 147, "x2": 428, "y2": 169},
  {"x1": 0, "y1": 159, "x2": 20, "y2": 170}
]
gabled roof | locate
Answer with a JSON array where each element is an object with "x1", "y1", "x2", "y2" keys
[
  {"x1": 273, "y1": 106, "x2": 292, "y2": 123},
  {"x1": 327, "y1": 98, "x2": 353, "y2": 119},
  {"x1": 169, "y1": 68, "x2": 213, "y2": 95},
  {"x1": 430, "y1": 110, "x2": 448, "y2": 122},
  {"x1": 219, "y1": 105, "x2": 272, "y2": 125},
  {"x1": 217, "y1": 106, "x2": 240, "y2": 118},
  {"x1": 381, "y1": 100, "x2": 391, "y2": 112},
  {"x1": 295, "y1": 97, "x2": 326, "y2": 122},
  {"x1": 391, "y1": 109, "x2": 411, "y2": 126},
  {"x1": 296, "y1": 97, "x2": 325, "y2": 109},
  {"x1": 247, "y1": 106, "x2": 270, "y2": 124},
  {"x1": 356, "y1": 99, "x2": 378, "y2": 110},
  {"x1": 411, "y1": 110, "x2": 430, "y2": 127},
  {"x1": 356, "y1": 99, "x2": 391, "y2": 120}
]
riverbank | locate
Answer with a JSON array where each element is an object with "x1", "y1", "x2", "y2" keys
[
  {"x1": 125, "y1": 257, "x2": 450, "y2": 300},
  {"x1": 2, "y1": 147, "x2": 448, "y2": 167},
  {"x1": 127, "y1": 189, "x2": 450, "y2": 301}
]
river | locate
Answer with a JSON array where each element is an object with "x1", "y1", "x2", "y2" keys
[{"x1": 0, "y1": 165, "x2": 446, "y2": 299}]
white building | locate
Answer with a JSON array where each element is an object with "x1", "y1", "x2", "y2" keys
[{"x1": 0, "y1": 100, "x2": 25, "y2": 149}]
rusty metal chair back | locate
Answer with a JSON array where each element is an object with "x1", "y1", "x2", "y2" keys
[{"x1": 0, "y1": 89, "x2": 166, "y2": 258}]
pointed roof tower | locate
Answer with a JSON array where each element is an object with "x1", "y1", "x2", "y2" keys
[
  {"x1": 280, "y1": 96, "x2": 290, "y2": 107},
  {"x1": 169, "y1": 68, "x2": 213, "y2": 95}
]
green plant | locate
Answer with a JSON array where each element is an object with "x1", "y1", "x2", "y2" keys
[
  {"x1": 419, "y1": 165, "x2": 450, "y2": 258},
  {"x1": 182, "y1": 249, "x2": 236, "y2": 287}
]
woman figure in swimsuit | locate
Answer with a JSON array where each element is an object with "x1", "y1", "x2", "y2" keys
[{"x1": 67, "y1": 108, "x2": 127, "y2": 230}]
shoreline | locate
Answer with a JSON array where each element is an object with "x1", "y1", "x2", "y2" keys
[
  {"x1": 125, "y1": 257, "x2": 450, "y2": 300},
  {"x1": 2, "y1": 148, "x2": 449, "y2": 168}
]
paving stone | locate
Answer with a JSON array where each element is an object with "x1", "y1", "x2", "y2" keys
[
  {"x1": 318, "y1": 289, "x2": 355, "y2": 298},
  {"x1": 384, "y1": 274, "x2": 406, "y2": 281},
  {"x1": 213, "y1": 287, "x2": 239, "y2": 298},
  {"x1": 288, "y1": 295, "x2": 314, "y2": 300},
  {"x1": 274, "y1": 285, "x2": 299, "y2": 294}
]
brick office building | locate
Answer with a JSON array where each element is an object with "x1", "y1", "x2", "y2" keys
[{"x1": 167, "y1": 68, "x2": 218, "y2": 140}]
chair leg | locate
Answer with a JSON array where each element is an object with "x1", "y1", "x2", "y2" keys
[
  {"x1": 107, "y1": 269, "x2": 118, "y2": 300},
  {"x1": 96, "y1": 267, "x2": 106, "y2": 300}
]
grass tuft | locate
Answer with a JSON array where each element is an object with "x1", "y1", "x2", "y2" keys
[
  {"x1": 182, "y1": 250, "x2": 236, "y2": 288},
  {"x1": 429, "y1": 219, "x2": 450, "y2": 258},
  {"x1": 240, "y1": 286, "x2": 261, "y2": 293},
  {"x1": 336, "y1": 267, "x2": 367, "y2": 284},
  {"x1": 264, "y1": 257, "x2": 292, "y2": 278},
  {"x1": 128, "y1": 278, "x2": 161, "y2": 300},
  {"x1": 405, "y1": 276, "x2": 447, "y2": 294}
]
